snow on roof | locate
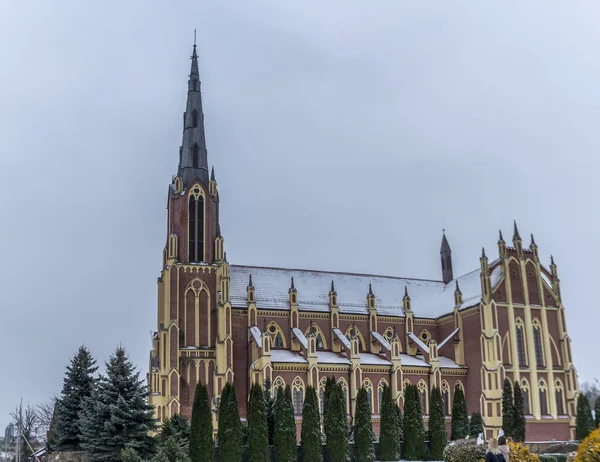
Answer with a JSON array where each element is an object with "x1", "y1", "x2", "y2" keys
[
  {"x1": 438, "y1": 356, "x2": 466, "y2": 369},
  {"x1": 270, "y1": 350, "x2": 307, "y2": 363},
  {"x1": 400, "y1": 354, "x2": 429, "y2": 367},
  {"x1": 316, "y1": 351, "x2": 351, "y2": 364},
  {"x1": 437, "y1": 328, "x2": 459, "y2": 350},
  {"x1": 360, "y1": 352, "x2": 392, "y2": 366},
  {"x1": 371, "y1": 331, "x2": 391, "y2": 351},
  {"x1": 229, "y1": 264, "x2": 487, "y2": 319},
  {"x1": 333, "y1": 328, "x2": 351, "y2": 349},
  {"x1": 540, "y1": 271, "x2": 552, "y2": 288},
  {"x1": 250, "y1": 326, "x2": 262, "y2": 347},
  {"x1": 292, "y1": 327, "x2": 308, "y2": 349},
  {"x1": 408, "y1": 333, "x2": 429, "y2": 354}
]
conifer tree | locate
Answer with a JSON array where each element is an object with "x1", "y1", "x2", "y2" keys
[
  {"x1": 395, "y1": 403, "x2": 404, "y2": 441},
  {"x1": 450, "y1": 385, "x2": 468, "y2": 440},
  {"x1": 189, "y1": 383, "x2": 213, "y2": 462},
  {"x1": 429, "y1": 386, "x2": 447, "y2": 460},
  {"x1": 468, "y1": 412, "x2": 484, "y2": 438},
  {"x1": 378, "y1": 385, "x2": 400, "y2": 461},
  {"x1": 248, "y1": 383, "x2": 269, "y2": 462},
  {"x1": 512, "y1": 382, "x2": 526, "y2": 443},
  {"x1": 78, "y1": 346, "x2": 155, "y2": 461},
  {"x1": 162, "y1": 414, "x2": 190, "y2": 442},
  {"x1": 263, "y1": 379, "x2": 275, "y2": 445},
  {"x1": 323, "y1": 377, "x2": 335, "y2": 437},
  {"x1": 325, "y1": 382, "x2": 348, "y2": 462},
  {"x1": 154, "y1": 436, "x2": 192, "y2": 462},
  {"x1": 595, "y1": 396, "x2": 600, "y2": 430},
  {"x1": 501, "y1": 378, "x2": 514, "y2": 437},
  {"x1": 217, "y1": 383, "x2": 242, "y2": 462},
  {"x1": 403, "y1": 384, "x2": 425, "y2": 461},
  {"x1": 274, "y1": 386, "x2": 296, "y2": 462},
  {"x1": 54, "y1": 345, "x2": 98, "y2": 451},
  {"x1": 301, "y1": 386, "x2": 322, "y2": 462},
  {"x1": 576, "y1": 392, "x2": 595, "y2": 440},
  {"x1": 354, "y1": 387, "x2": 375, "y2": 462}
]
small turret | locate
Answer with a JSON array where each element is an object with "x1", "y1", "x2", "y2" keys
[
  {"x1": 513, "y1": 220, "x2": 523, "y2": 254},
  {"x1": 480, "y1": 247, "x2": 491, "y2": 302},
  {"x1": 367, "y1": 283, "x2": 375, "y2": 309},
  {"x1": 530, "y1": 233, "x2": 538, "y2": 258},
  {"x1": 289, "y1": 277, "x2": 297, "y2": 305},
  {"x1": 454, "y1": 280, "x2": 463, "y2": 306},
  {"x1": 402, "y1": 286, "x2": 412, "y2": 313},
  {"x1": 498, "y1": 229, "x2": 507, "y2": 257},
  {"x1": 329, "y1": 280, "x2": 337, "y2": 307},
  {"x1": 209, "y1": 166, "x2": 218, "y2": 196},
  {"x1": 440, "y1": 230, "x2": 453, "y2": 284},
  {"x1": 247, "y1": 274, "x2": 255, "y2": 303}
]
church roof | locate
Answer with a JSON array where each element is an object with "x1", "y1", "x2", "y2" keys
[{"x1": 229, "y1": 264, "x2": 503, "y2": 319}]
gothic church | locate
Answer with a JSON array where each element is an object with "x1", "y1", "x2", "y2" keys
[{"x1": 148, "y1": 43, "x2": 578, "y2": 440}]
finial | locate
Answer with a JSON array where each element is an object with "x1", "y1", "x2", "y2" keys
[
  {"x1": 291, "y1": 277, "x2": 295, "y2": 290},
  {"x1": 499, "y1": 229, "x2": 504, "y2": 242},
  {"x1": 530, "y1": 233, "x2": 536, "y2": 246},
  {"x1": 211, "y1": 166, "x2": 215, "y2": 181},
  {"x1": 481, "y1": 247, "x2": 487, "y2": 259},
  {"x1": 455, "y1": 280, "x2": 461, "y2": 293},
  {"x1": 368, "y1": 283, "x2": 373, "y2": 296},
  {"x1": 551, "y1": 255, "x2": 555, "y2": 265},
  {"x1": 513, "y1": 220, "x2": 521, "y2": 240},
  {"x1": 248, "y1": 274, "x2": 253, "y2": 288},
  {"x1": 443, "y1": 228, "x2": 446, "y2": 235},
  {"x1": 404, "y1": 286, "x2": 409, "y2": 298},
  {"x1": 330, "y1": 280, "x2": 335, "y2": 293}
]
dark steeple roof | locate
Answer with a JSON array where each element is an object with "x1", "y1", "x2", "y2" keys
[
  {"x1": 177, "y1": 37, "x2": 210, "y2": 188},
  {"x1": 513, "y1": 220, "x2": 521, "y2": 240},
  {"x1": 440, "y1": 231, "x2": 451, "y2": 253}
]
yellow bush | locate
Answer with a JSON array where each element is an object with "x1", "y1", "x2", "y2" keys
[
  {"x1": 509, "y1": 441, "x2": 540, "y2": 462},
  {"x1": 575, "y1": 427, "x2": 600, "y2": 461}
]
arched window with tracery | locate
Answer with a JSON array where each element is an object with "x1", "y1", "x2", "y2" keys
[
  {"x1": 319, "y1": 378, "x2": 327, "y2": 415},
  {"x1": 441, "y1": 380, "x2": 451, "y2": 416},
  {"x1": 520, "y1": 379, "x2": 531, "y2": 415},
  {"x1": 345, "y1": 326, "x2": 366, "y2": 352},
  {"x1": 533, "y1": 319, "x2": 545, "y2": 367},
  {"x1": 555, "y1": 379, "x2": 565, "y2": 415},
  {"x1": 293, "y1": 377, "x2": 304, "y2": 415},
  {"x1": 188, "y1": 189, "x2": 204, "y2": 262},
  {"x1": 364, "y1": 380, "x2": 374, "y2": 414},
  {"x1": 418, "y1": 380, "x2": 428, "y2": 415},
  {"x1": 267, "y1": 322, "x2": 286, "y2": 349},
  {"x1": 378, "y1": 379, "x2": 388, "y2": 415},
  {"x1": 305, "y1": 324, "x2": 327, "y2": 350},
  {"x1": 516, "y1": 318, "x2": 527, "y2": 367},
  {"x1": 339, "y1": 378, "x2": 349, "y2": 415},
  {"x1": 273, "y1": 377, "x2": 285, "y2": 400},
  {"x1": 539, "y1": 379, "x2": 549, "y2": 415}
]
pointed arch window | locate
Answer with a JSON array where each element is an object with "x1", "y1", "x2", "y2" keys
[
  {"x1": 521, "y1": 380, "x2": 531, "y2": 415},
  {"x1": 316, "y1": 334, "x2": 324, "y2": 350},
  {"x1": 192, "y1": 110, "x2": 199, "y2": 128},
  {"x1": 441, "y1": 381, "x2": 451, "y2": 416},
  {"x1": 293, "y1": 378, "x2": 304, "y2": 415},
  {"x1": 192, "y1": 144, "x2": 199, "y2": 168},
  {"x1": 267, "y1": 322, "x2": 286, "y2": 349},
  {"x1": 533, "y1": 319, "x2": 545, "y2": 367},
  {"x1": 516, "y1": 319, "x2": 527, "y2": 367},
  {"x1": 539, "y1": 380, "x2": 549, "y2": 415},
  {"x1": 418, "y1": 380, "x2": 428, "y2": 415},
  {"x1": 364, "y1": 380, "x2": 374, "y2": 414},
  {"x1": 188, "y1": 189, "x2": 204, "y2": 262},
  {"x1": 339, "y1": 379, "x2": 349, "y2": 415},
  {"x1": 555, "y1": 380, "x2": 565, "y2": 415},
  {"x1": 305, "y1": 325, "x2": 327, "y2": 350},
  {"x1": 320, "y1": 386, "x2": 325, "y2": 415},
  {"x1": 273, "y1": 377, "x2": 285, "y2": 400},
  {"x1": 378, "y1": 380, "x2": 388, "y2": 415}
]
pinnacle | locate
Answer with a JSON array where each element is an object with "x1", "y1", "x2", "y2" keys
[
  {"x1": 248, "y1": 274, "x2": 253, "y2": 288},
  {"x1": 499, "y1": 229, "x2": 505, "y2": 242},
  {"x1": 330, "y1": 279, "x2": 335, "y2": 293},
  {"x1": 530, "y1": 233, "x2": 536, "y2": 246},
  {"x1": 513, "y1": 220, "x2": 521, "y2": 240},
  {"x1": 481, "y1": 247, "x2": 487, "y2": 259},
  {"x1": 290, "y1": 277, "x2": 295, "y2": 290},
  {"x1": 455, "y1": 280, "x2": 462, "y2": 294}
]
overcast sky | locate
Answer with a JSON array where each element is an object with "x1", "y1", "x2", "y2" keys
[{"x1": 1, "y1": 0, "x2": 599, "y2": 431}]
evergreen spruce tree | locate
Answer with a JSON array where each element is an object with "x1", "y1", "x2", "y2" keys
[
  {"x1": 450, "y1": 385, "x2": 468, "y2": 440},
  {"x1": 154, "y1": 436, "x2": 192, "y2": 462},
  {"x1": 325, "y1": 382, "x2": 348, "y2": 462},
  {"x1": 403, "y1": 384, "x2": 425, "y2": 461},
  {"x1": 120, "y1": 448, "x2": 143, "y2": 462},
  {"x1": 54, "y1": 345, "x2": 98, "y2": 451},
  {"x1": 378, "y1": 385, "x2": 400, "y2": 461},
  {"x1": 323, "y1": 377, "x2": 335, "y2": 438},
  {"x1": 161, "y1": 414, "x2": 190, "y2": 442},
  {"x1": 217, "y1": 383, "x2": 242, "y2": 462},
  {"x1": 78, "y1": 346, "x2": 155, "y2": 461},
  {"x1": 248, "y1": 383, "x2": 269, "y2": 462},
  {"x1": 274, "y1": 386, "x2": 296, "y2": 462},
  {"x1": 263, "y1": 379, "x2": 275, "y2": 446},
  {"x1": 595, "y1": 395, "x2": 600, "y2": 430},
  {"x1": 429, "y1": 386, "x2": 447, "y2": 461},
  {"x1": 189, "y1": 383, "x2": 213, "y2": 462},
  {"x1": 501, "y1": 378, "x2": 514, "y2": 437},
  {"x1": 301, "y1": 386, "x2": 322, "y2": 462},
  {"x1": 468, "y1": 412, "x2": 484, "y2": 438},
  {"x1": 354, "y1": 387, "x2": 375, "y2": 462},
  {"x1": 395, "y1": 403, "x2": 404, "y2": 441},
  {"x1": 513, "y1": 382, "x2": 526, "y2": 443},
  {"x1": 576, "y1": 392, "x2": 595, "y2": 440}
]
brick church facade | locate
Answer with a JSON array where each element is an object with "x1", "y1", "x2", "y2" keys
[{"x1": 148, "y1": 43, "x2": 578, "y2": 441}]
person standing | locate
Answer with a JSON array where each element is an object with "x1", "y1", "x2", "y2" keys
[{"x1": 486, "y1": 437, "x2": 507, "y2": 462}]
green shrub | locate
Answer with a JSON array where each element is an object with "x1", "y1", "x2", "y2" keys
[
  {"x1": 442, "y1": 438, "x2": 486, "y2": 462},
  {"x1": 539, "y1": 456, "x2": 560, "y2": 462}
]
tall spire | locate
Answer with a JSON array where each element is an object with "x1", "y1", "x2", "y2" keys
[
  {"x1": 440, "y1": 229, "x2": 453, "y2": 284},
  {"x1": 177, "y1": 33, "x2": 209, "y2": 188}
]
